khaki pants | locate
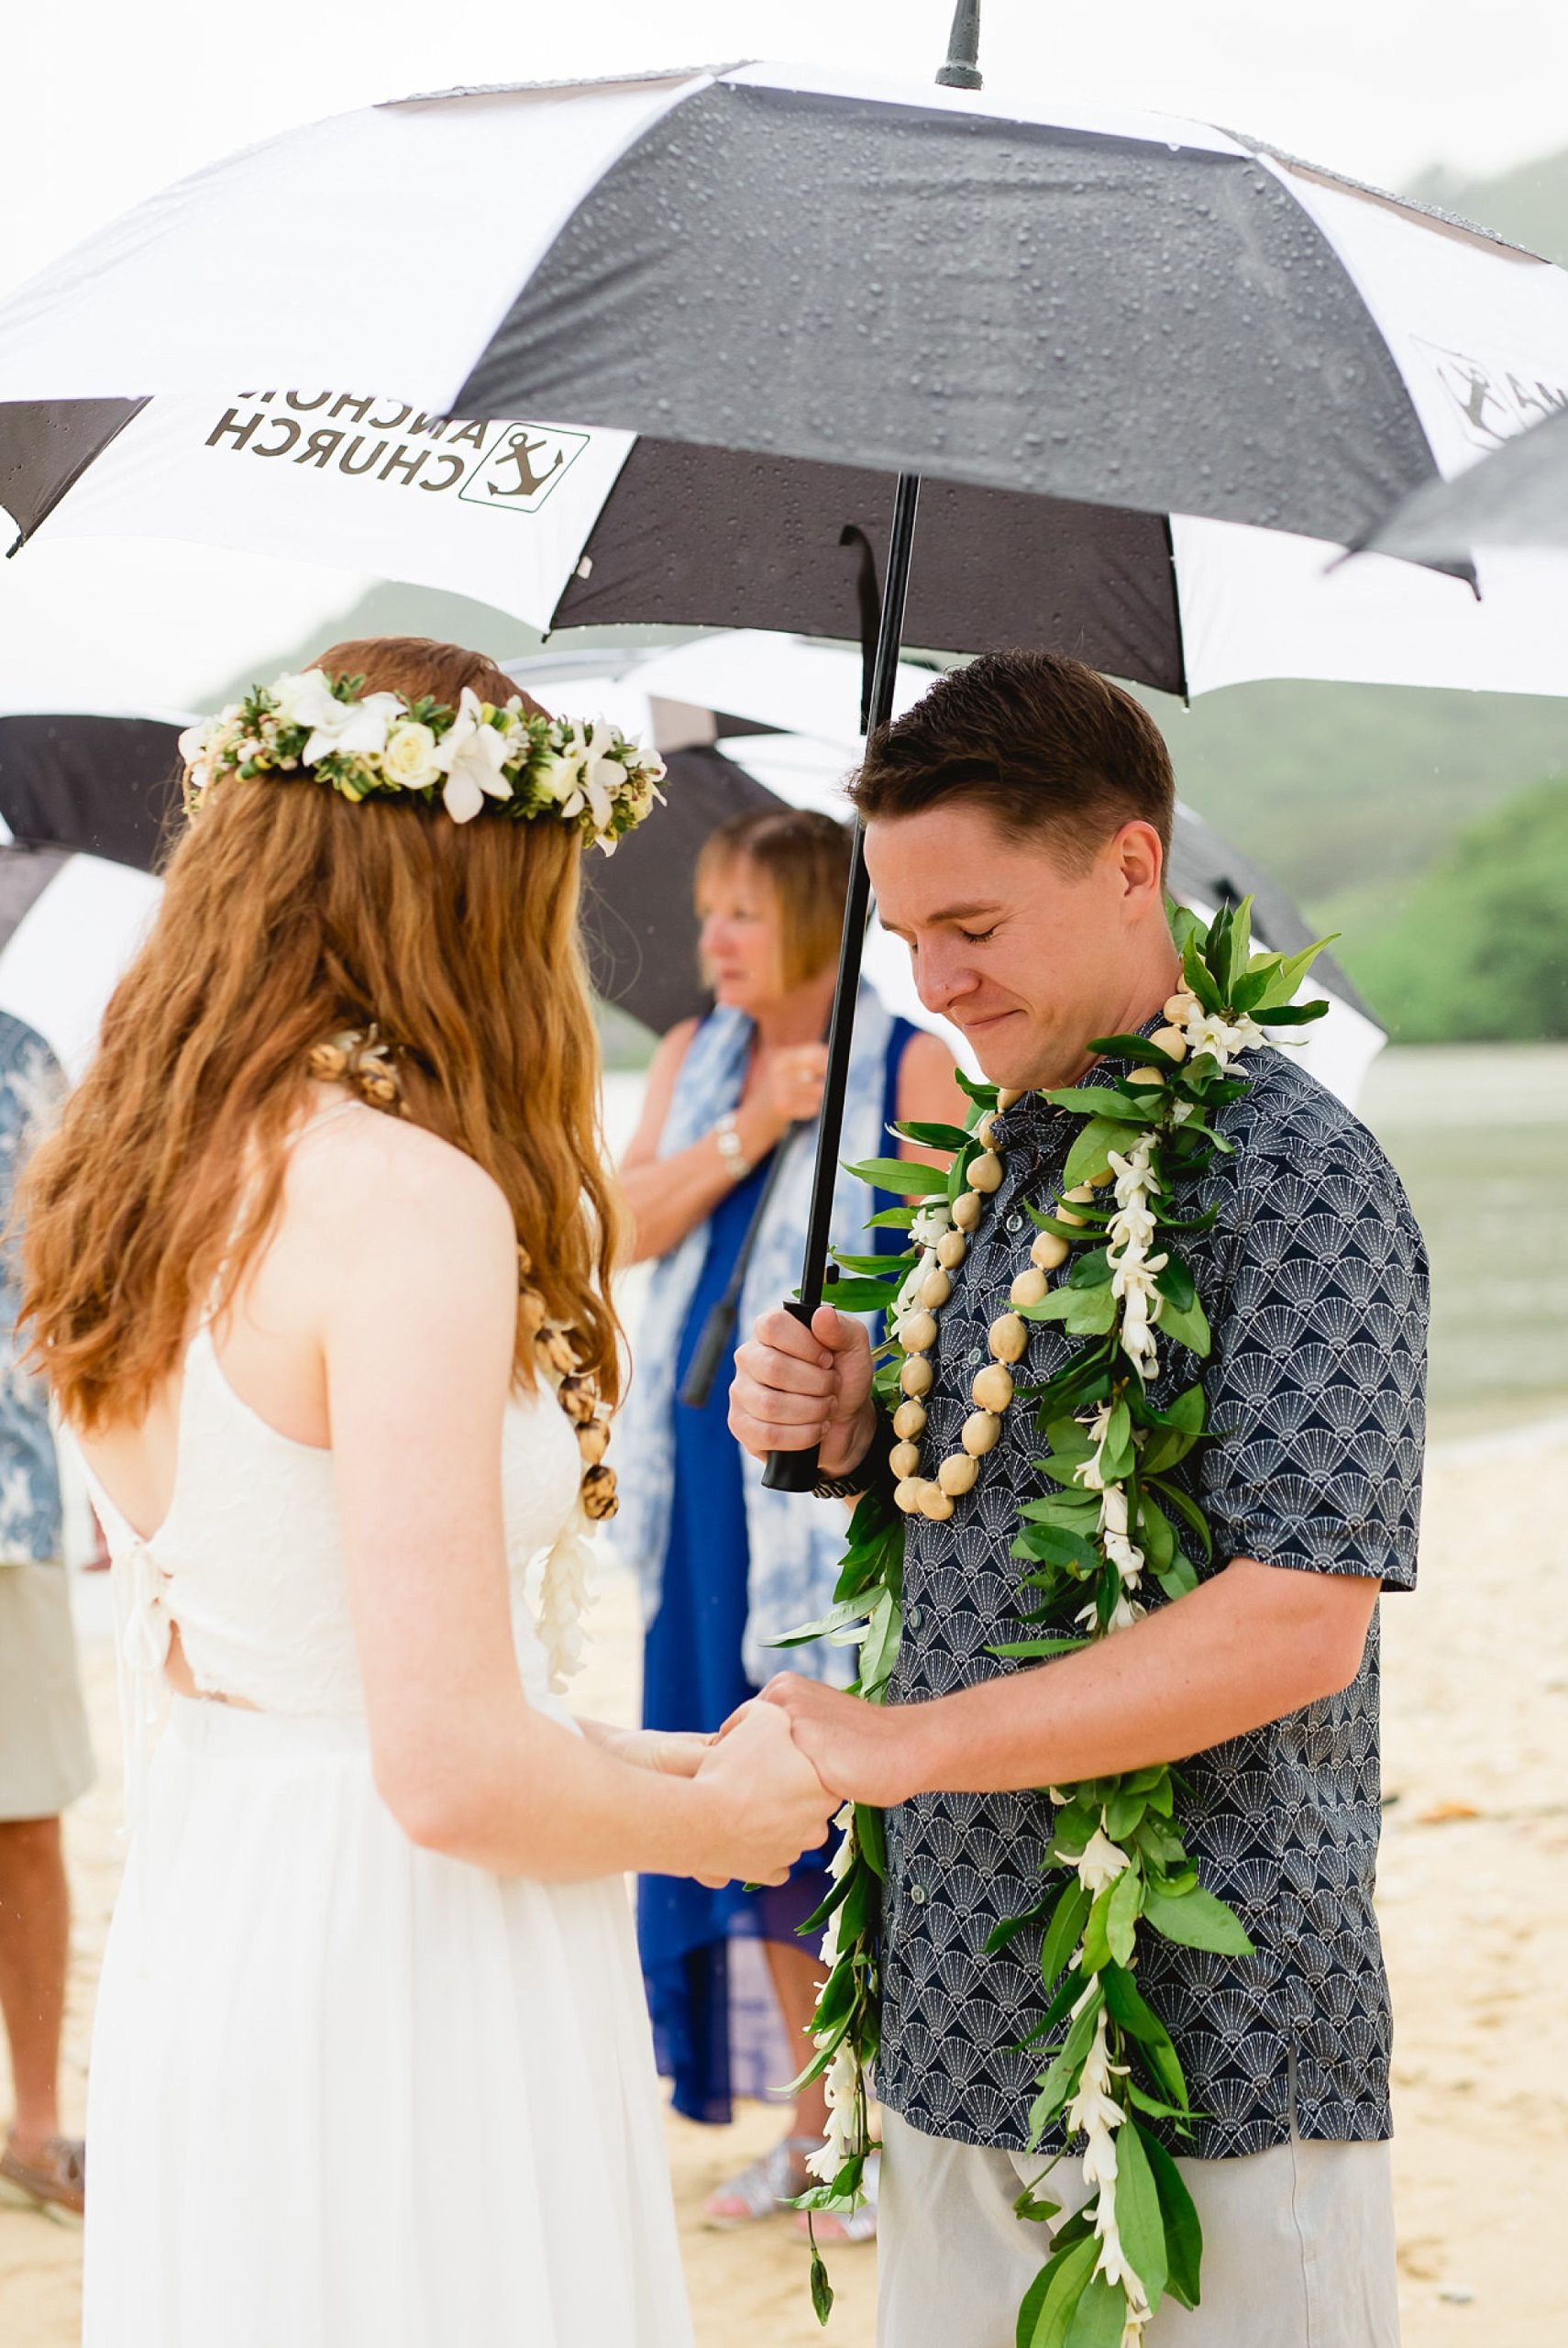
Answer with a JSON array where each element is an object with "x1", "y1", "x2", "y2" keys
[
  {"x1": 878, "y1": 2105, "x2": 1399, "y2": 2348},
  {"x1": 0, "y1": 1561, "x2": 94, "y2": 1820}
]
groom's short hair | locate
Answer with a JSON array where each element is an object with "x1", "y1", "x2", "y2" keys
[{"x1": 849, "y1": 651, "x2": 1175, "y2": 873}]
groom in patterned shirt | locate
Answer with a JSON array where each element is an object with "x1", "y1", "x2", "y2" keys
[{"x1": 731, "y1": 652, "x2": 1425, "y2": 2348}]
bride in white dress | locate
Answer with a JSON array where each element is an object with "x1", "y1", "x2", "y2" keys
[{"x1": 17, "y1": 636, "x2": 835, "y2": 2346}]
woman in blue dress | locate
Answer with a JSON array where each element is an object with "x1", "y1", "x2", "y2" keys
[{"x1": 617, "y1": 811, "x2": 964, "y2": 2235}]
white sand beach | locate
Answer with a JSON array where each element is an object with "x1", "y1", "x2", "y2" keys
[{"x1": 2, "y1": 1412, "x2": 1565, "y2": 2347}]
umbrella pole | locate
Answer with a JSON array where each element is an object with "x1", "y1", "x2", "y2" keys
[
  {"x1": 761, "y1": 471, "x2": 922, "y2": 1492},
  {"x1": 759, "y1": 1, "x2": 978, "y2": 1491}
]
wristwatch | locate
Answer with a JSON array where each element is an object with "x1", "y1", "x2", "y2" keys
[
  {"x1": 812, "y1": 1408, "x2": 898, "y2": 1505},
  {"x1": 713, "y1": 1111, "x2": 750, "y2": 1182}
]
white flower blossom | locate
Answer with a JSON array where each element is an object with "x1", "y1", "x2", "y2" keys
[
  {"x1": 1105, "y1": 1134, "x2": 1167, "y2": 1383},
  {"x1": 1076, "y1": 1589, "x2": 1145, "y2": 1634},
  {"x1": 805, "y1": 2038, "x2": 865, "y2": 2182},
  {"x1": 541, "y1": 719, "x2": 630, "y2": 834},
  {"x1": 271, "y1": 668, "x2": 403, "y2": 764},
  {"x1": 910, "y1": 1202, "x2": 953, "y2": 1248},
  {"x1": 435, "y1": 686, "x2": 516, "y2": 824},
  {"x1": 1097, "y1": 1483, "x2": 1147, "y2": 1593},
  {"x1": 1066, "y1": 2007, "x2": 1153, "y2": 2328},
  {"x1": 1184, "y1": 1009, "x2": 1265, "y2": 1066},
  {"x1": 1073, "y1": 1401, "x2": 1116, "y2": 1493},
  {"x1": 894, "y1": 1246, "x2": 939, "y2": 1324},
  {"x1": 815, "y1": 1805, "x2": 858, "y2": 1974},
  {"x1": 1076, "y1": 1828, "x2": 1131, "y2": 1896}
]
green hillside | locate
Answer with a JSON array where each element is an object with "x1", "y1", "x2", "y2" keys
[
  {"x1": 1141, "y1": 681, "x2": 1568, "y2": 924},
  {"x1": 1341, "y1": 774, "x2": 1568, "y2": 1039}
]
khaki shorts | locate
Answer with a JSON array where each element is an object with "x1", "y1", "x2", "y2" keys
[
  {"x1": 0, "y1": 1561, "x2": 94, "y2": 1820},
  {"x1": 879, "y1": 2104, "x2": 1399, "y2": 2348}
]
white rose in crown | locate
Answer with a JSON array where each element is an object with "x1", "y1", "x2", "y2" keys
[
  {"x1": 381, "y1": 720, "x2": 444, "y2": 791},
  {"x1": 435, "y1": 686, "x2": 516, "y2": 824}
]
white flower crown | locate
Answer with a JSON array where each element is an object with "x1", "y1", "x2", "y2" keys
[{"x1": 178, "y1": 667, "x2": 667, "y2": 852}]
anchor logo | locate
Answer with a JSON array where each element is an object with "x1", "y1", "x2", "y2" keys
[
  {"x1": 1412, "y1": 335, "x2": 1568, "y2": 453},
  {"x1": 459, "y1": 422, "x2": 590, "y2": 513},
  {"x1": 487, "y1": 431, "x2": 564, "y2": 500}
]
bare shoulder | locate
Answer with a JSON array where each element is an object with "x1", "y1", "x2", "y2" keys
[{"x1": 285, "y1": 1104, "x2": 514, "y2": 1268}]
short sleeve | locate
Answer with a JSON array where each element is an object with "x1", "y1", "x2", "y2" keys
[{"x1": 1195, "y1": 1133, "x2": 1428, "y2": 1591}]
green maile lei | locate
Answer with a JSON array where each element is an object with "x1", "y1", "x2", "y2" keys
[{"x1": 783, "y1": 903, "x2": 1331, "y2": 2342}]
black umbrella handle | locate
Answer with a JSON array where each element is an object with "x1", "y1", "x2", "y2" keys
[{"x1": 762, "y1": 471, "x2": 922, "y2": 1494}]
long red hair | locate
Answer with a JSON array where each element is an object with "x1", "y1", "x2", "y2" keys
[{"x1": 20, "y1": 636, "x2": 624, "y2": 1430}]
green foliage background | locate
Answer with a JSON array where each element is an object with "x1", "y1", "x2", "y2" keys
[{"x1": 1342, "y1": 779, "x2": 1568, "y2": 1040}]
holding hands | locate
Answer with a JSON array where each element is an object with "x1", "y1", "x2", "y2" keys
[{"x1": 690, "y1": 1699, "x2": 837, "y2": 1887}]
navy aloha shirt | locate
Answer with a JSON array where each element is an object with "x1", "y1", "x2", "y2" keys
[
  {"x1": 874, "y1": 1031, "x2": 1429, "y2": 2160},
  {"x1": 0, "y1": 1012, "x2": 64, "y2": 1566}
]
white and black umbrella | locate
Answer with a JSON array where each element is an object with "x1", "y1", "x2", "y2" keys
[{"x1": 7, "y1": 54, "x2": 1568, "y2": 698}]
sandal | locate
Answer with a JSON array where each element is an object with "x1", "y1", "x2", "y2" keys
[
  {"x1": 702, "y1": 2134, "x2": 818, "y2": 2230},
  {"x1": 794, "y1": 2146, "x2": 879, "y2": 2245},
  {"x1": 0, "y1": 2133, "x2": 85, "y2": 2224}
]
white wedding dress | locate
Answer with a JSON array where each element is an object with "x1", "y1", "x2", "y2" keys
[{"x1": 81, "y1": 1307, "x2": 693, "y2": 2346}]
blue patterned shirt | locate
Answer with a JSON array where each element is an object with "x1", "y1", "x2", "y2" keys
[
  {"x1": 0, "y1": 1013, "x2": 64, "y2": 1566},
  {"x1": 875, "y1": 1036, "x2": 1428, "y2": 2159}
]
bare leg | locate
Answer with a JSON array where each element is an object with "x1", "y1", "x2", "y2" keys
[
  {"x1": 763, "y1": 1934, "x2": 829, "y2": 2142},
  {"x1": 0, "y1": 1815, "x2": 70, "y2": 2159},
  {"x1": 701, "y1": 1935, "x2": 840, "y2": 2224}
]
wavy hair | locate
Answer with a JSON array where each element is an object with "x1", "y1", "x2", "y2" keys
[{"x1": 20, "y1": 637, "x2": 624, "y2": 1431}]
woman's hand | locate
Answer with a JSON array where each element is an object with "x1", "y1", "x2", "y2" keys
[
  {"x1": 692, "y1": 1700, "x2": 836, "y2": 1885},
  {"x1": 601, "y1": 1726, "x2": 714, "y2": 1778},
  {"x1": 745, "y1": 1042, "x2": 830, "y2": 1150}
]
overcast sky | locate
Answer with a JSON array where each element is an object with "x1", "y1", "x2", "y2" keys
[
  {"x1": 6, "y1": 0, "x2": 1568, "y2": 709},
  {"x1": 7, "y1": 0, "x2": 1568, "y2": 299}
]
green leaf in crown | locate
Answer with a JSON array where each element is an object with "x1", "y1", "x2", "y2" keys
[{"x1": 778, "y1": 901, "x2": 1331, "y2": 2340}]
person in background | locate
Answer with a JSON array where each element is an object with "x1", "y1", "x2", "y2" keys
[
  {"x1": 617, "y1": 809, "x2": 966, "y2": 2237},
  {"x1": 0, "y1": 1010, "x2": 91, "y2": 2223}
]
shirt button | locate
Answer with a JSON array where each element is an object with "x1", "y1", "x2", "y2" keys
[
  {"x1": 966, "y1": 1345, "x2": 984, "y2": 1366},
  {"x1": 1005, "y1": 1212, "x2": 1023, "y2": 1233},
  {"x1": 906, "y1": 1603, "x2": 924, "y2": 1631},
  {"x1": 909, "y1": 1883, "x2": 927, "y2": 1906}
]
